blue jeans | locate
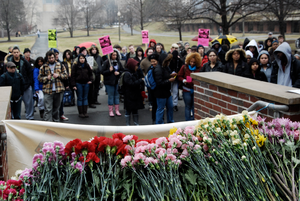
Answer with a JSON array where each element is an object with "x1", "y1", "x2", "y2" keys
[
  {"x1": 76, "y1": 83, "x2": 89, "y2": 106},
  {"x1": 156, "y1": 96, "x2": 174, "y2": 124},
  {"x1": 183, "y1": 91, "x2": 194, "y2": 121},
  {"x1": 105, "y1": 85, "x2": 119, "y2": 105}
]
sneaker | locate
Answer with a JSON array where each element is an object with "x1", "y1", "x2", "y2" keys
[{"x1": 60, "y1": 115, "x2": 69, "y2": 121}]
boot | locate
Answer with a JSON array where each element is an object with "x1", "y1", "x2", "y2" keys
[
  {"x1": 39, "y1": 109, "x2": 44, "y2": 119},
  {"x1": 83, "y1": 105, "x2": 89, "y2": 118},
  {"x1": 115, "y1": 105, "x2": 122, "y2": 116},
  {"x1": 77, "y1": 106, "x2": 85, "y2": 118},
  {"x1": 125, "y1": 115, "x2": 131, "y2": 126},
  {"x1": 108, "y1": 105, "x2": 114, "y2": 117},
  {"x1": 133, "y1": 114, "x2": 139, "y2": 126}
]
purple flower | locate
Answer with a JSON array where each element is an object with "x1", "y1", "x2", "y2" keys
[
  {"x1": 289, "y1": 121, "x2": 299, "y2": 131},
  {"x1": 276, "y1": 118, "x2": 290, "y2": 129},
  {"x1": 33, "y1": 153, "x2": 44, "y2": 164},
  {"x1": 279, "y1": 139, "x2": 285, "y2": 144},
  {"x1": 53, "y1": 141, "x2": 65, "y2": 154},
  {"x1": 71, "y1": 162, "x2": 83, "y2": 173}
]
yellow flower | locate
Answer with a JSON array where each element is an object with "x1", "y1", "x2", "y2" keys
[
  {"x1": 168, "y1": 127, "x2": 177, "y2": 137},
  {"x1": 250, "y1": 118, "x2": 258, "y2": 126},
  {"x1": 256, "y1": 134, "x2": 267, "y2": 147}
]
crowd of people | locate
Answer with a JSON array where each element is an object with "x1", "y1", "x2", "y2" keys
[{"x1": 0, "y1": 31, "x2": 300, "y2": 125}]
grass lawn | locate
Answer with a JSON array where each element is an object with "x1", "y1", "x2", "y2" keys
[{"x1": 0, "y1": 36, "x2": 37, "y2": 54}]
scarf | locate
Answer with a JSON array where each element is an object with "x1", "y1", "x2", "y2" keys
[{"x1": 189, "y1": 65, "x2": 196, "y2": 71}]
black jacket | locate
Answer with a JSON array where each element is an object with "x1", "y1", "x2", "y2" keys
[
  {"x1": 93, "y1": 54, "x2": 103, "y2": 75},
  {"x1": 0, "y1": 72, "x2": 24, "y2": 100},
  {"x1": 200, "y1": 61, "x2": 224, "y2": 72},
  {"x1": 223, "y1": 60, "x2": 247, "y2": 76},
  {"x1": 7, "y1": 55, "x2": 32, "y2": 90},
  {"x1": 244, "y1": 68, "x2": 268, "y2": 82},
  {"x1": 271, "y1": 55, "x2": 300, "y2": 88},
  {"x1": 70, "y1": 63, "x2": 93, "y2": 87},
  {"x1": 153, "y1": 64, "x2": 172, "y2": 98},
  {"x1": 102, "y1": 59, "x2": 124, "y2": 86},
  {"x1": 123, "y1": 70, "x2": 144, "y2": 111}
]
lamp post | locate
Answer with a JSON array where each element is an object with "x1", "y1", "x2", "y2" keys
[
  {"x1": 242, "y1": 12, "x2": 245, "y2": 37},
  {"x1": 117, "y1": 11, "x2": 121, "y2": 42}
]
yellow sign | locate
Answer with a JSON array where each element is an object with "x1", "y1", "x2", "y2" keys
[{"x1": 48, "y1": 29, "x2": 57, "y2": 48}]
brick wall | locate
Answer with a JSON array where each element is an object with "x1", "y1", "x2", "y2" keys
[{"x1": 193, "y1": 80, "x2": 300, "y2": 121}]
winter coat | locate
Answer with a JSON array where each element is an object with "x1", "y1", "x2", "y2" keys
[
  {"x1": 177, "y1": 64, "x2": 201, "y2": 92},
  {"x1": 271, "y1": 42, "x2": 300, "y2": 88},
  {"x1": 93, "y1": 54, "x2": 103, "y2": 75},
  {"x1": 223, "y1": 48, "x2": 248, "y2": 76},
  {"x1": 123, "y1": 69, "x2": 144, "y2": 111},
  {"x1": 140, "y1": 58, "x2": 151, "y2": 75},
  {"x1": 6, "y1": 55, "x2": 32, "y2": 90},
  {"x1": 245, "y1": 39, "x2": 259, "y2": 58},
  {"x1": 212, "y1": 41, "x2": 226, "y2": 64},
  {"x1": 102, "y1": 59, "x2": 124, "y2": 86},
  {"x1": 0, "y1": 72, "x2": 24, "y2": 101},
  {"x1": 153, "y1": 64, "x2": 172, "y2": 98},
  {"x1": 258, "y1": 50, "x2": 273, "y2": 82},
  {"x1": 243, "y1": 38, "x2": 250, "y2": 50},
  {"x1": 200, "y1": 61, "x2": 223, "y2": 72},
  {"x1": 33, "y1": 67, "x2": 43, "y2": 91},
  {"x1": 70, "y1": 62, "x2": 93, "y2": 87}
]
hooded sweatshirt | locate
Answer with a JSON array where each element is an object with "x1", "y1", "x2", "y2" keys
[
  {"x1": 274, "y1": 42, "x2": 292, "y2": 87},
  {"x1": 245, "y1": 39, "x2": 259, "y2": 58},
  {"x1": 258, "y1": 50, "x2": 273, "y2": 82}
]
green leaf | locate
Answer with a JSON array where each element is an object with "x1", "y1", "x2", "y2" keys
[
  {"x1": 184, "y1": 169, "x2": 198, "y2": 186},
  {"x1": 284, "y1": 141, "x2": 297, "y2": 152}
]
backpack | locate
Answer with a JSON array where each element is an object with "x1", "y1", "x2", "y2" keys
[
  {"x1": 63, "y1": 89, "x2": 72, "y2": 106},
  {"x1": 118, "y1": 72, "x2": 131, "y2": 95},
  {"x1": 145, "y1": 66, "x2": 156, "y2": 90}
]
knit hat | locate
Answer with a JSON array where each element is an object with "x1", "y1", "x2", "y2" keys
[
  {"x1": 248, "y1": 58, "x2": 259, "y2": 67},
  {"x1": 171, "y1": 43, "x2": 179, "y2": 48},
  {"x1": 184, "y1": 42, "x2": 190, "y2": 46},
  {"x1": 148, "y1": 53, "x2": 160, "y2": 61},
  {"x1": 79, "y1": 47, "x2": 87, "y2": 53},
  {"x1": 272, "y1": 40, "x2": 279, "y2": 45},
  {"x1": 23, "y1": 48, "x2": 31, "y2": 54},
  {"x1": 126, "y1": 58, "x2": 139, "y2": 72},
  {"x1": 246, "y1": 50, "x2": 253, "y2": 58},
  {"x1": 6, "y1": 62, "x2": 16, "y2": 68},
  {"x1": 50, "y1": 48, "x2": 59, "y2": 54}
]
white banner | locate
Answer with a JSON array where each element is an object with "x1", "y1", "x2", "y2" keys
[{"x1": 3, "y1": 120, "x2": 198, "y2": 177}]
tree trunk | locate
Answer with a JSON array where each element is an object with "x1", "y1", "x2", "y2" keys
[
  {"x1": 178, "y1": 27, "x2": 182, "y2": 41},
  {"x1": 140, "y1": 0, "x2": 143, "y2": 30},
  {"x1": 130, "y1": 24, "x2": 133, "y2": 36},
  {"x1": 6, "y1": 23, "x2": 10, "y2": 41},
  {"x1": 220, "y1": 0, "x2": 228, "y2": 35},
  {"x1": 278, "y1": 18, "x2": 285, "y2": 40}
]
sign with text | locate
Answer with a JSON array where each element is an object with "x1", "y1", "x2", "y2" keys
[
  {"x1": 198, "y1": 28, "x2": 210, "y2": 46},
  {"x1": 48, "y1": 29, "x2": 57, "y2": 48},
  {"x1": 98, "y1": 35, "x2": 113, "y2": 55},
  {"x1": 142, "y1": 30, "x2": 149, "y2": 44}
]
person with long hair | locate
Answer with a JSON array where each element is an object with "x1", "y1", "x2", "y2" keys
[
  {"x1": 200, "y1": 49, "x2": 223, "y2": 72},
  {"x1": 71, "y1": 54, "x2": 93, "y2": 118},
  {"x1": 33, "y1": 57, "x2": 45, "y2": 118},
  {"x1": 102, "y1": 50, "x2": 124, "y2": 117},
  {"x1": 244, "y1": 58, "x2": 268, "y2": 81},
  {"x1": 223, "y1": 48, "x2": 247, "y2": 76},
  {"x1": 177, "y1": 53, "x2": 202, "y2": 121},
  {"x1": 62, "y1": 49, "x2": 74, "y2": 106}
]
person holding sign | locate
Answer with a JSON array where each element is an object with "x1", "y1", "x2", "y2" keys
[{"x1": 102, "y1": 50, "x2": 124, "y2": 117}]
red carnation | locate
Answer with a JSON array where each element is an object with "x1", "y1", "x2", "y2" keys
[
  {"x1": 91, "y1": 136, "x2": 106, "y2": 150},
  {"x1": 65, "y1": 138, "x2": 82, "y2": 155},
  {"x1": 75, "y1": 141, "x2": 96, "y2": 155},
  {"x1": 137, "y1": 139, "x2": 151, "y2": 143},
  {"x1": 79, "y1": 152, "x2": 100, "y2": 163},
  {"x1": 150, "y1": 138, "x2": 158, "y2": 143},
  {"x1": 97, "y1": 138, "x2": 114, "y2": 152},
  {"x1": 116, "y1": 144, "x2": 128, "y2": 156},
  {"x1": 112, "y1": 133, "x2": 126, "y2": 140}
]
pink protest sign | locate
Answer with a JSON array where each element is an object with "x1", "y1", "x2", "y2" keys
[
  {"x1": 99, "y1": 35, "x2": 113, "y2": 55},
  {"x1": 142, "y1": 30, "x2": 149, "y2": 44},
  {"x1": 186, "y1": 76, "x2": 192, "y2": 83},
  {"x1": 198, "y1": 29, "x2": 210, "y2": 46}
]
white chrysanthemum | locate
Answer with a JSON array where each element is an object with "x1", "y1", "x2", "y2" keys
[
  {"x1": 10, "y1": 176, "x2": 18, "y2": 180},
  {"x1": 242, "y1": 110, "x2": 249, "y2": 116},
  {"x1": 244, "y1": 134, "x2": 250, "y2": 139},
  {"x1": 241, "y1": 155, "x2": 246, "y2": 160},
  {"x1": 232, "y1": 139, "x2": 241, "y2": 145},
  {"x1": 252, "y1": 146, "x2": 256, "y2": 150},
  {"x1": 243, "y1": 142, "x2": 247, "y2": 147},
  {"x1": 15, "y1": 169, "x2": 23, "y2": 177},
  {"x1": 216, "y1": 127, "x2": 221, "y2": 133},
  {"x1": 203, "y1": 136, "x2": 208, "y2": 141},
  {"x1": 207, "y1": 138, "x2": 212, "y2": 144}
]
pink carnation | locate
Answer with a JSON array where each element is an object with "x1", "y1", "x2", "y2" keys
[
  {"x1": 156, "y1": 137, "x2": 168, "y2": 147},
  {"x1": 123, "y1": 135, "x2": 133, "y2": 143},
  {"x1": 194, "y1": 145, "x2": 201, "y2": 150},
  {"x1": 43, "y1": 142, "x2": 53, "y2": 148},
  {"x1": 121, "y1": 156, "x2": 132, "y2": 167},
  {"x1": 203, "y1": 144, "x2": 209, "y2": 152},
  {"x1": 33, "y1": 153, "x2": 44, "y2": 164},
  {"x1": 294, "y1": 130, "x2": 299, "y2": 141},
  {"x1": 169, "y1": 137, "x2": 182, "y2": 148},
  {"x1": 166, "y1": 154, "x2": 177, "y2": 161},
  {"x1": 144, "y1": 157, "x2": 158, "y2": 167},
  {"x1": 182, "y1": 149, "x2": 189, "y2": 156},
  {"x1": 133, "y1": 153, "x2": 146, "y2": 163},
  {"x1": 184, "y1": 126, "x2": 195, "y2": 135},
  {"x1": 53, "y1": 141, "x2": 65, "y2": 154},
  {"x1": 155, "y1": 148, "x2": 166, "y2": 155},
  {"x1": 175, "y1": 128, "x2": 183, "y2": 135},
  {"x1": 136, "y1": 141, "x2": 149, "y2": 147}
]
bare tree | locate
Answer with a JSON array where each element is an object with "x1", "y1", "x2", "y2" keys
[
  {"x1": 0, "y1": 0, "x2": 26, "y2": 41},
  {"x1": 122, "y1": 5, "x2": 136, "y2": 35},
  {"x1": 56, "y1": 0, "x2": 79, "y2": 38},
  {"x1": 24, "y1": 0, "x2": 37, "y2": 33},
  {"x1": 190, "y1": 0, "x2": 271, "y2": 35},
  {"x1": 158, "y1": 0, "x2": 196, "y2": 41},
  {"x1": 78, "y1": 0, "x2": 104, "y2": 36},
  {"x1": 124, "y1": 0, "x2": 160, "y2": 31},
  {"x1": 262, "y1": 0, "x2": 299, "y2": 39}
]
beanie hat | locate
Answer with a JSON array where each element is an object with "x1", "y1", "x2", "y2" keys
[
  {"x1": 184, "y1": 42, "x2": 190, "y2": 46},
  {"x1": 148, "y1": 53, "x2": 160, "y2": 61},
  {"x1": 50, "y1": 48, "x2": 59, "y2": 54},
  {"x1": 79, "y1": 47, "x2": 87, "y2": 53},
  {"x1": 126, "y1": 58, "x2": 139, "y2": 72},
  {"x1": 246, "y1": 50, "x2": 253, "y2": 58},
  {"x1": 23, "y1": 48, "x2": 31, "y2": 54},
  {"x1": 171, "y1": 43, "x2": 179, "y2": 48},
  {"x1": 248, "y1": 58, "x2": 259, "y2": 67},
  {"x1": 272, "y1": 40, "x2": 279, "y2": 45}
]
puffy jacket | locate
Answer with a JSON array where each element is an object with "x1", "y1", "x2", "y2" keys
[
  {"x1": 223, "y1": 48, "x2": 248, "y2": 76},
  {"x1": 102, "y1": 59, "x2": 124, "y2": 86},
  {"x1": 153, "y1": 64, "x2": 172, "y2": 98},
  {"x1": 33, "y1": 67, "x2": 43, "y2": 91},
  {"x1": 70, "y1": 63, "x2": 93, "y2": 87}
]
